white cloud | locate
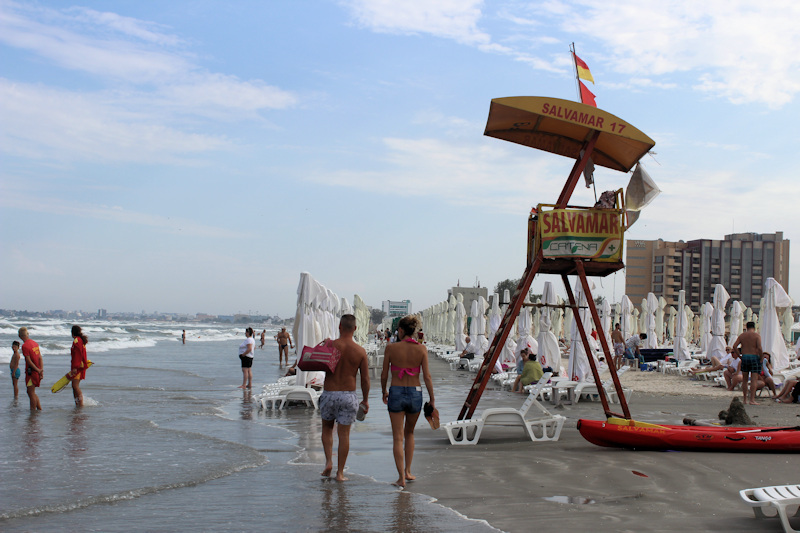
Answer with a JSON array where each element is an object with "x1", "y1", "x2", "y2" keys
[
  {"x1": 555, "y1": 0, "x2": 800, "y2": 107},
  {"x1": 0, "y1": 188, "x2": 244, "y2": 239},
  {"x1": 0, "y1": 2, "x2": 298, "y2": 113},
  {"x1": 0, "y1": 79, "x2": 232, "y2": 164},
  {"x1": 343, "y1": 0, "x2": 491, "y2": 46},
  {"x1": 311, "y1": 135, "x2": 573, "y2": 211}
]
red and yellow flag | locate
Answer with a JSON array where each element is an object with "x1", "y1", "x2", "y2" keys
[
  {"x1": 573, "y1": 53, "x2": 594, "y2": 83},
  {"x1": 579, "y1": 81, "x2": 596, "y2": 107}
]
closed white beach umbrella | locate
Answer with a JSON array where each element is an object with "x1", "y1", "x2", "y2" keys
[
  {"x1": 684, "y1": 306, "x2": 695, "y2": 344},
  {"x1": 446, "y1": 294, "x2": 456, "y2": 346},
  {"x1": 489, "y1": 293, "x2": 502, "y2": 345},
  {"x1": 353, "y1": 295, "x2": 369, "y2": 345},
  {"x1": 632, "y1": 308, "x2": 640, "y2": 335},
  {"x1": 656, "y1": 296, "x2": 667, "y2": 344},
  {"x1": 639, "y1": 298, "x2": 648, "y2": 338},
  {"x1": 708, "y1": 285, "x2": 730, "y2": 359},
  {"x1": 745, "y1": 306, "x2": 753, "y2": 324},
  {"x1": 600, "y1": 298, "x2": 613, "y2": 353},
  {"x1": 454, "y1": 294, "x2": 467, "y2": 351},
  {"x1": 667, "y1": 306, "x2": 676, "y2": 341},
  {"x1": 782, "y1": 307, "x2": 794, "y2": 342},
  {"x1": 645, "y1": 293, "x2": 658, "y2": 349},
  {"x1": 563, "y1": 302, "x2": 573, "y2": 342},
  {"x1": 620, "y1": 295, "x2": 634, "y2": 339},
  {"x1": 700, "y1": 302, "x2": 713, "y2": 353},
  {"x1": 537, "y1": 282, "x2": 560, "y2": 374},
  {"x1": 728, "y1": 301, "x2": 742, "y2": 348},
  {"x1": 673, "y1": 290, "x2": 690, "y2": 361},
  {"x1": 501, "y1": 336, "x2": 518, "y2": 367},
  {"x1": 514, "y1": 296, "x2": 538, "y2": 365},
  {"x1": 551, "y1": 297, "x2": 564, "y2": 341},
  {"x1": 293, "y1": 272, "x2": 326, "y2": 388},
  {"x1": 761, "y1": 278, "x2": 792, "y2": 371},
  {"x1": 532, "y1": 298, "x2": 541, "y2": 338},
  {"x1": 567, "y1": 279, "x2": 597, "y2": 381}
]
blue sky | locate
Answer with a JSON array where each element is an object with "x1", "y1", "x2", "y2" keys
[{"x1": 1, "y1": 0, "x2": 797, "y2": 318}]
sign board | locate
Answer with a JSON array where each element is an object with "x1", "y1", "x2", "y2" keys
[{"x1": 539, "y1": 208, "x2": 623, "y2": 261}]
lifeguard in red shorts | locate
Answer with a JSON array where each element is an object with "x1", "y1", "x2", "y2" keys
[{"x1": 18, "y1": 327, "x2": 43, "y2": 411}]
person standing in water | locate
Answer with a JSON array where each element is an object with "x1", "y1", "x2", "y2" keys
[
  {"x1": 70, "y1": 325, "x2": 90, "y2": 407},
  {"x1": 275, "y1": 328, "x2": 293, "y2": 366},
  {"x1": 381, "y1": 315, "x2": 435, "y2": 489},
  {"x1": 18, "y1": 327, "x2": 42, "y2": 410},
  {"x1": 10, "y1": 341, "x2": 21, "y2": 398},
  {"x1": 238, "y1": 327, "x2": 255, "y2": 389}
]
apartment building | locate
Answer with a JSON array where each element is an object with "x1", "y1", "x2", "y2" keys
[{"x1": 625, "y1": 232, "x2": 790, "y2": 313}]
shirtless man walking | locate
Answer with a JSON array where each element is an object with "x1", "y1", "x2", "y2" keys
[
  {"x1": 611, "y1": 324, "x2": 625, "y2": 370},
  {"x1": 275, "y1": 328, "x2": 293, "y2": 366},
  {"x1": 731, "y1": 321, "x2": 763, "y2": 405},
  {"x1": 320, "y1": 314, "x2": 369, "y2": 482}
]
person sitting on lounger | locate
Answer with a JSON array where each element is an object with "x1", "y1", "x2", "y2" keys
[
  {"x1": 756, "y1": 352, "x2": 777, "y2": 398},
  {"x1": 512, "y1": 349, "x2": 543, "y2": 393},
  {"x1": 689, "y1": 347, "x2": 732, "y2": 376},
  {"x1": 722, "y1": 350, "x2": 742, "y2": 391}
]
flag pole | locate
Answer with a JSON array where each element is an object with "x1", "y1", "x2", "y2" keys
[{"x1": 570, "y1": 42, "x2": 581, "y2": 103}]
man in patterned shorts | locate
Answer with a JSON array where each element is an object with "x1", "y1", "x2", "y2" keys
[{"x1": 319, "y1": 314, "x2": 370, "y2": 481}]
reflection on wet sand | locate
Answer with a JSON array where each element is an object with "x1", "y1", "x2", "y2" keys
[
  {"x1": 240, "y1": 389, "x2": 253, "y2": 420},
  {"x1": 23, "y1": 412, "x2": 41, "y2": 472},
  {"x1": 67, "y1": 410, "x2": 89, "y2": 459},
  {"x1": 320, "y1": 482, "x2": 356, "y2": 531},
  {"x1": 390, "y1": 490, "x2": 429, "y2": 533}
]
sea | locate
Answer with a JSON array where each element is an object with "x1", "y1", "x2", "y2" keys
[{"x1": 0, "y1": 318, "x2": 496, "y2": 532}]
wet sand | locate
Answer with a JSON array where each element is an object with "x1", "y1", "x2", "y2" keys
[{"x1": 399, "y1": 354, "x2": 800, "y2": 533}]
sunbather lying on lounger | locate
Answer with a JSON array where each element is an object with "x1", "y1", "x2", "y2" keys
[{"x1": 689, "y1": 347, "x2": 732, "y2": 376}]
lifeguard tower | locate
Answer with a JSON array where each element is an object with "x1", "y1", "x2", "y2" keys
[{"x1": 457, "y1": 96, "x2": 656, "y2": 422}]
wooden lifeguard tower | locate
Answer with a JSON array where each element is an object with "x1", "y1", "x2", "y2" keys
[{"x1": 457, "y1": 96, "x2": 655, "y2": 422}]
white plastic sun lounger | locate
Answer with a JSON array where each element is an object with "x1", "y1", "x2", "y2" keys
[
  {"x1": 442, "y1": 373, "x2": 565, "y2": 445},
  {"x1": 740, "y1": 484, "x2": 800, "y2": 532}
]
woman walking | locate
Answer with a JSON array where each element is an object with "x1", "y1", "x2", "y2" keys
[
  {"x1": 381, "y1": 315, "x2": 435, "y2": 488},
  {"x1": 238, "y1": 327, "x2": 255, "y2": 389}
]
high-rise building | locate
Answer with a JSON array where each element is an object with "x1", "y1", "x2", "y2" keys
[
  {"x1": 625, "y1": 232, "x2": 790, "y2": 313},
  {"x1": 382, "y1": 300, "x2": 412, "y2": 317}
]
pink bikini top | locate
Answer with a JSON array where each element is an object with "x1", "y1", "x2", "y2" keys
[{"x1": 391, "y1": 337, "x2": 421, "y2": 378}]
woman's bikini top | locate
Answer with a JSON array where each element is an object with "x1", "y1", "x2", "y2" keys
[{"x1": 391, "y1": 337, "x2": 422, "y2": 378}]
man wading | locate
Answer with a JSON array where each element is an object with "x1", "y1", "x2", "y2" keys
[{"x1": 320, "y1": 314, "x2": 369, "y2": 481}]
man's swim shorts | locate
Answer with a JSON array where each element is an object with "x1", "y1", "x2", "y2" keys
[{"x1": 319, "y1": 390, "x2": 359, "y2": 425}]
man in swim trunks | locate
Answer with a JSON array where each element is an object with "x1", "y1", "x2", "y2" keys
[
  {"x1": 10, "y1": 341, "x2": 21, "y2": 398},
  {"x1": 275, "y1": 328, "x2": 293, "y2": 366},
  {"x1": 611, "y1": 324, "x2": 625, "y2": 369},
  {"x1": 320, "y1": 314, "x2": 369, "y2": 482},
  {"x1": 18, "y1": 327, "x2": 42, "y2": 410},
  {"x1": 731, "y1": 321, "x2": 763, "y2": 405}
]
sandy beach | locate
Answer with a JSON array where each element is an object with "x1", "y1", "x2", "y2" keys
[{"x1": 395, "y1": 355, "x2": 800, "y2": 533}]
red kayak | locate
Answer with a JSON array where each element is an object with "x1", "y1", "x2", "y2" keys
[{"x1": 578, "y1": 417, "x2": 800, "y2": 452}]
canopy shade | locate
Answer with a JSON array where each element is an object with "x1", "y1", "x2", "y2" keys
[{"x1": 484, "y1": 97, "x2": 656, "y2": 172}]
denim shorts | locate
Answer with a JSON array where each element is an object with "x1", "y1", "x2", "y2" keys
[{"x1": 387, "y1": 386, "x2": 423, "y2": 414}]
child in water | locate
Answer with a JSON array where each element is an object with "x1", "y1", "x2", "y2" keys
[{"x1": 10, "y1": 341, "x2": 21, "y2": 398}]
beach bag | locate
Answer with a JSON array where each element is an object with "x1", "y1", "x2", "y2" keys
[{"x1": 298, "y1": 340, "x2": 340, "y2": 373}]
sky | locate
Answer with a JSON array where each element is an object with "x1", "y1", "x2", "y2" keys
[{"x1": 1, "y1": 0, "x2": 797, "y2": 318}]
